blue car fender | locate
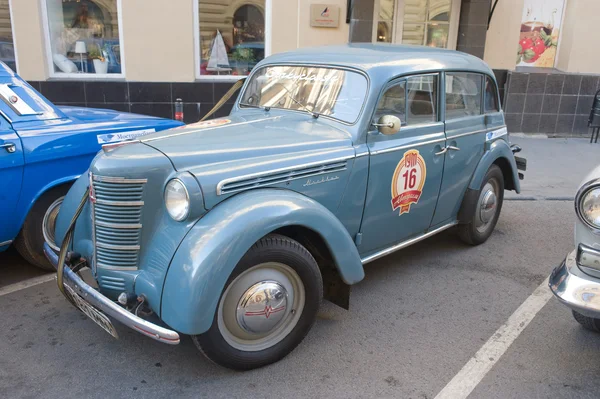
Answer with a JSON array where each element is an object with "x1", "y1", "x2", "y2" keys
[
  {"x1": 160, "y1": 188, "x2": 365, "y2": 335},
  {"x1": 468, "y1": 139, "x2": 520, "y2": 194}
]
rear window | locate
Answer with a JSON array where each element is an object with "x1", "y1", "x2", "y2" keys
[{"x1": 445, "y1": 72, "x2": 482, "y2": 120}]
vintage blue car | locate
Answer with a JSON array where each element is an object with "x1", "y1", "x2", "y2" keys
[
  {"x1": 0, "y1": 63, "x2": 182, "y2": 269},
  {"x1": 47, "y1": 44, "x2": 525, "y2": 370}
]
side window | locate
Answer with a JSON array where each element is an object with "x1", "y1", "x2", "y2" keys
[
  {"x1": 406, "y1": 75, "x2": 437, "y2": 125},
  {"x1": 374, "y1": 81, "x2": 406, "y2": 124},
  {"x1": 484, "y1": 76, "x2": 500, "y2": 113},
  {"x1": 445, "y1": 72, "x2": 482, "y2": 120}
]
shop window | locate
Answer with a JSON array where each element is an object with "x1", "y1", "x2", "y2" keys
[
  {"x1": 0, "y1": 0, "x2": 16, "y2": 72},
  {"x1": 43, "y1": 0, "x2": 123, "y2": 77},
  {"x1": 445, "y1": 72, "x2": 483, "y2": 120},
  {"x1": 197, "y1": 0, "x2": 266, "y2": 77}
]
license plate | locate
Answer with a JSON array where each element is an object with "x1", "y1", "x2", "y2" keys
[{"x1": 65, "y1": 284, "x2": 119, "y2": 339}]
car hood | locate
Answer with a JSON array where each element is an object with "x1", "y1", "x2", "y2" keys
[{"x1": 141, "y1": 111, "x2": 354, "y2": 171}]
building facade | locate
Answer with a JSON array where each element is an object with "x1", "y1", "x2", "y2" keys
[{"x1": 2, "y1": 0, "x2": 599, "y2": 136}]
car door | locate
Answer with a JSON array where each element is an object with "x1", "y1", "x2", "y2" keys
[
  {"x1": 359, "y1": 73, "x2": 446, "y2": 255},
  {"x1": 431, "y1": 72, "x2": 486, "y2": 226},
  {"x1": 0, "y1": 117, "x2": 23, "y2": 247}
]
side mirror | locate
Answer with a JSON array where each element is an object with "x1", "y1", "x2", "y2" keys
[{"x1": 373, "y1": 115, "x2": 401, "y2": 135}]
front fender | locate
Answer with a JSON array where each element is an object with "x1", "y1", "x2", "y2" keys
[
  {"x1": 160, "y1": 189, "x2": 364, "y2": 335},
  {"x1": 468, "y1": 139, "x2": 520, "y2": 193}
]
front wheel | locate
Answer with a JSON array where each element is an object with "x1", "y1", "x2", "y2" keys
[
  {"x1": 572, "y1": 310, "x2": 600, "y2": 332},
  {"x1": 14, "y1": 185, "x2": 70, "y2": 270},
  {"x1": 458, "y1": 164, "x2": 504, "y2": 245},
  {"x1": 193, "y1": 234, "x2": 323, "y2": 370}
]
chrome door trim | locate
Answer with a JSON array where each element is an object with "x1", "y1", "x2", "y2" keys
[
  {"x1": 216, "y1": 155, "x2": 354, "y2": 195},
  {"x1": 370, "y1": 137, "x2": 446, "y2": 156},
  {"x1": 0, "y1": 240, "x2": 12, "y2": 246},
  {"x1": 445, "y1": 128, "x2": 488, "y2": 139},
  {"x1": 361, "y1": 221, "x2": 458, "y2": 264}
]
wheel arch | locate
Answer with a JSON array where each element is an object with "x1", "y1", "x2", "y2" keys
[
  {"x1": 468, "y1": 140, "x2": 520, "y2": 194},
  {"x1": 160, "y1": 189, "x2": 364, "y2": 335}
]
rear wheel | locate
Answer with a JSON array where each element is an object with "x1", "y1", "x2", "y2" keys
[
  {"x1": 193, "y1": 234, "x2": 323, "y2": 370},
  {"x1": 458, "y1": 164, "x2": 504, "y2": 245},
  {"x1": 14, "y1": 185, "x2": 70, "y2": 270},
  {"x1": 572, "y1": 310, "x2": 600, "y2": 333}
]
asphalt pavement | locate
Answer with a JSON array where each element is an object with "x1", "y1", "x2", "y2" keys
[{"x1": 0, "y1": 137, "x2": 599, "y2": 399}]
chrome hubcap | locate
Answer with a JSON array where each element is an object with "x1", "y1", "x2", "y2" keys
[
  {"x1": 43, "y1": 196, "x2": 65, "y2": 252},
  {"x1": 236, "y1": 281, "x2": 288, "y2": 334},
  {"x1": 475, "y1": 181, "x2": 498, "y2": 232},
  {"x1": 218, "y1": 262, "x2": 305, "y2": 352}
]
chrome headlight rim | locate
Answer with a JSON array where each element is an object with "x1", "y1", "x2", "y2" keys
[
  {"x1": 164, "y1": 178, "x2": 190, "y2": 222},
  {"x1": 575, "y1": 178, "x2": 600, "y2": 233}
]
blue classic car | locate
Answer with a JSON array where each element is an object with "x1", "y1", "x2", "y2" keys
[
  {"x1": 0, "y1": 63, "x2": 182, "y2": 269},
  {"x1": 48, "y1": 44, "x2": 525, "y2": 370}
]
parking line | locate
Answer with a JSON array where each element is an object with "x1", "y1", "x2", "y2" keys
[
  {"x1": 434, "y1": 278, "x2": 553, "y2": 399},
  {"x1": 0, "y1": 274, "x2": 55, "y2": 297}
]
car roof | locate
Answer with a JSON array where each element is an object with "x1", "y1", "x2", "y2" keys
[{"x1": 261, "y1": 43, "x2": 495, "y2": 83}]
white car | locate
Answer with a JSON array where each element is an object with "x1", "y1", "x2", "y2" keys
[{"x1": 550, "y1": 165, "x2": 600, "y2": 330}]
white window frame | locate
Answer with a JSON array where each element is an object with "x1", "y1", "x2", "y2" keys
[
  {"x1": 40, "y1": 0, "x2": 126, "y2": 79},
  {"x1": 372, "y1": 0, "x2": 461, "y2": 50},
  {"x1": 193, "y1": 0, "x2": 272, "y2": 81}
]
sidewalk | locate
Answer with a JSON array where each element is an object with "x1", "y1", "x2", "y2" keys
[{"x1": 506, "y1": 135, "x2": 600, "y2": 200}]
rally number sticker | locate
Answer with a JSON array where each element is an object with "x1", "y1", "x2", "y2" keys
[{"x1": 391, "y1": 149, "x2": 427, "y2": 215}]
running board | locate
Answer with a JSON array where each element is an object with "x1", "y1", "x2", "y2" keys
[{"x1": 360, "y1": 222, "x2": 458, "y2": 264}]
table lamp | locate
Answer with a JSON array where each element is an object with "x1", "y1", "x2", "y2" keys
[{"x1": 74, "y1": 41, "x2": 87, "y2": 73}]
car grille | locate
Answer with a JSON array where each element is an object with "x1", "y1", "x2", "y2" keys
[{"x1": 90, "y1": 174, "x2": 147, "y2": 271}]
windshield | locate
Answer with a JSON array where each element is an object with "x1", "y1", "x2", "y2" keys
[{"x1": 239, "y1": 65, "x2": 368, "y2": 124}]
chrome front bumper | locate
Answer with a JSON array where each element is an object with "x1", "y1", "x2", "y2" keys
[
  {"x1": 549, "y1": 248, "x2": 600, "y2": 318},
  {"x1": 44, "y1": 242, "x2": 180, "y2": 344}
]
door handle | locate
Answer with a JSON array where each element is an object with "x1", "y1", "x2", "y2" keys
[
  {"x1": 447, "y1": 146, "x2": 460, "y2": 151},
  {"x1": 435, "y1": 146, "x2": 448, "y2": 155},
  {"x1": 0, "y1": 142, "x2": 16, "y2": 153}
]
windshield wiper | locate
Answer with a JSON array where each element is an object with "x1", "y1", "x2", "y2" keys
[{"x1": 274, "y1": 82, "x2": 319, "y2": 118}]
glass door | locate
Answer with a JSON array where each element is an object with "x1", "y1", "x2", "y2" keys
[{"x1": 373, "y1": 0, "x2": 460, "y2": 49}]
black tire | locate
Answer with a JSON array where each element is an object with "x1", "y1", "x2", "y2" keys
[
  {"x1": 572, "y1": 310, "x2": 600, "y2": 333},
  {"x1": 14, "y1": 185, "x2": 70, "y2": 270},
  {"x1": 192, "y1": 234, "x2": 323, "y2": 370},
  {"x1": 458, "y1": 164, "x2": 504, "y2": 245}
]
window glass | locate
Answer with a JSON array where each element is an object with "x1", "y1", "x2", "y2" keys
[
  {"x1": 445, "y1": 72, "x2": 482, "y2": 119},
  {"x1": 401, "y1": 0, "x2": 450, "y2": 48},
  {"x1": 407, "y1": 75, "x2": 437, "y2": 125},
  {"x1": 240, "y1": 66, "x2": 368, "y2": 124},
  {"x1": 0, "y1": 0, "x2": 16, "y2": 72},
  {"x1": 376, "y1": 0, "x2": 395, "y2": 43},
  {"x1": 374, "y1": 81, "x2": 406, "y2": 123},
  {"x1": 484, "y1": 76, "x2": 499, "y2": 113},
  {"x1": 44, "y1": 0, "x2": 122, "y2": 76},
  {"x1": 198, "y1": 0, "x2": 265, "y2": 77}
]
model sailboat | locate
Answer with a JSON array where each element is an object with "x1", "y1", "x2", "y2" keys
[{"x1": 206, "y1": 30, "x2": 231, "y2": 73}]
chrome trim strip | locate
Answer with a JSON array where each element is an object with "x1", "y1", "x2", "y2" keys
[
  {"x1": 96, "y1": 263, "x2": 140, "y2": 271},
  {"x1": 445, "y1": 128, "x2": 488, "y2": 139},
  {"x1": 216, "y1": 155, "x2": 354, "y2": 195},
  {"x1": 577, "y1": 244, "x2": 600, "y2": 271},
  {"x1": 96, "y1": 242, "x2": 140, "y2": 251},
  {"x1": 370, "y1": 137, "x2": 446, "y2": 155},
  {"x1": 95, "y1": 221, "x2": 143, "y2": 229},
  {"x1": 354, "y1": 152, "x2": 369, "y2": 158},
  {"x1": 92, "y1": 175, "x2": 148, "y2": 184},
  {"x1": 143, "y1": 116, "x2": 283, "y2": 142},
  {"x1": 94, "y1": 199, "x2": 144, "y2": 207},
  {"x1": 43, "y1": 243, "x2": 180, "y2": 345},
  {"x1": 575, "y1": 178, "x2": 600, "y2": 235},
  {"x1": 0, "y1": 240, "x2": 12, "y2": 246},
  {"x1": 361, "y1": 222, "x2": 458, "y2": 264}
]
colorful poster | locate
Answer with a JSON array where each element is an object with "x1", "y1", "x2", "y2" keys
[{"x1": 516, "y1": 0, "x2": 565, "y2": 68}]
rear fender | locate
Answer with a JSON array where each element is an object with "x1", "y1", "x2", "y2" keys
[
  {"x1": 468, "y1": 139, "x2": 520, "y2": 193},
  {"x1": 160, "y1": 189, "x2": 364, "y2": 335}
]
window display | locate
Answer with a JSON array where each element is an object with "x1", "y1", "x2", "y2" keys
[
  {"x1": 43, "y1": 0, "x2": 122, "y2": 76},
  {"x1": 198, "y1": 0, "x2": 265, "y2": 76}
]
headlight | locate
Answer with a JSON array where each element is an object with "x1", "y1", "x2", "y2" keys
[
  {"x1": 165, "y1": 179, "x2": 190, "y2": 221},
  {"x1": 578, "y1": 186, "x2": 600, "y2": 229}
]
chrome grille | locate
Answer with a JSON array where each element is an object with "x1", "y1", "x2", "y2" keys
[{"x1": 91, "y1": 174, "x2": 146, "y2": 271}]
